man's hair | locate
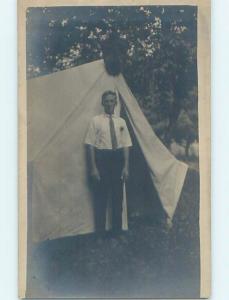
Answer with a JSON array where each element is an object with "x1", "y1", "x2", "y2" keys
[{"x1": 101, "y1": 90, "x2": 117, "y2": 105}]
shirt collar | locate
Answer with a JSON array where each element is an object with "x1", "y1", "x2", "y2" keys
[{"x1": 103, "y1": 113, "x2": 117, "y2": 118}]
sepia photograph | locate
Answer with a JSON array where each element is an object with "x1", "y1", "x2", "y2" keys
[{"x1": 18, "y1": 0, "x2": 211, "y2": 298}]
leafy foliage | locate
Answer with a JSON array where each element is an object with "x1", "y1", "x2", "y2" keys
[{"x1": 27, "y1": 6, "x2": 198, "y2": 155}]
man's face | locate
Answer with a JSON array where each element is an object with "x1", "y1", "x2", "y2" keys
[{"x1": 102, "y1": 94, "x2": 117, "y2": 115}]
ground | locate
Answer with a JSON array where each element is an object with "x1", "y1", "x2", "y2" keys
[{"x1": 26, "y1": 167, "x2": 200, "y2": 298}]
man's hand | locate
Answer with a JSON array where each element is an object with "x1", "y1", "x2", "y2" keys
[
  {"x1": 91, "y1": 167, "x2": 101, "y2": 181},
  {"x1": 121, "y1": 167, "x2": 129, "y2": 181}
]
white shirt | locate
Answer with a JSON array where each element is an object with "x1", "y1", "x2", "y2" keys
[{"x1": 85, "y1": 114, "x2": 132, "y2": 150}]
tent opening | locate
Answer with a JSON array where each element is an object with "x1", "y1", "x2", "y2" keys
[{"x1": 119, "y1": 96, "x2": 167, "y2": 225}]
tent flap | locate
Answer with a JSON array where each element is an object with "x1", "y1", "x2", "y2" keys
[{"x1": 115, "y1": 75, "x2": 188, "y2": 218}]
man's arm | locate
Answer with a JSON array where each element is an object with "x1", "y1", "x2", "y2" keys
[
  {"x1": 85, "y1": 118, "x2": 100, "y2": 181},
  {"x1": 88, "y1": 145, "x2": 100, "y2": 181},
  {"x1": 121, "y1": 147, "x2": 130, "y2": 181}
]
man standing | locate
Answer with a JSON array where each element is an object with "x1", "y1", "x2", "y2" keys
[{"x1": 85, "y1": 91, "x2": 132, "y2": 237}]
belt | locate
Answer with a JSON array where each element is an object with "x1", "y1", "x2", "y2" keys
[{"x1": 95, "y1": 148, "x2": 123, "y2": 154}]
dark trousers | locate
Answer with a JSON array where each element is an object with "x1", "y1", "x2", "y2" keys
[{"x1": 93, "y1": 149, "x2": 124, "y2": 234}]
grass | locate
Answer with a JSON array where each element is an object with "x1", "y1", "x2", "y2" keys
[{"x1": 26, "y1": 168, "x2": 200, "y2": 298}]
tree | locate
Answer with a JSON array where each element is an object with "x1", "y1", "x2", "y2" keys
[
  {"x1": 26, "y1": 6, "x2": 198, "y2": 154},
  {"x1": 173, "y1": 109, "x2": 198, "y2": 157}
]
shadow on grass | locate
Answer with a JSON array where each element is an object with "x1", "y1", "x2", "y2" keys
[{"x1": 27, "y1": 168, "x2": 200, "y2": 298}]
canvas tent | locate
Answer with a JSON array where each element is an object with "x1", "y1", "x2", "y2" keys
[{"x1": 27, "y1": 59, "x2": 188, "y2": 243}]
